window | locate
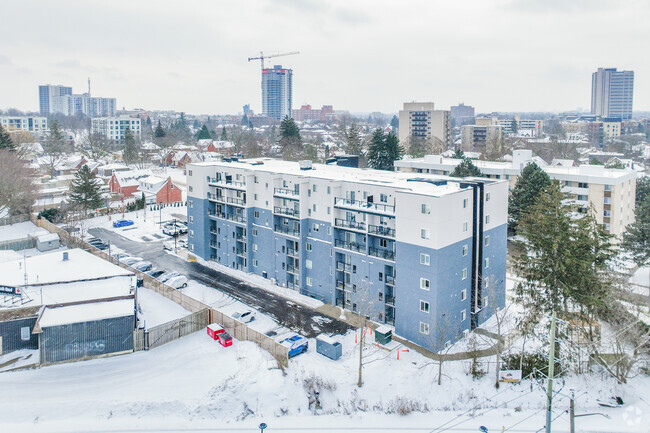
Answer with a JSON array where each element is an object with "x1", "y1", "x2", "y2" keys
[
  {"x1": 313, "y1": 204, "x2": 317, "y2": 212},
  {"x1": 313, "y1": 223, "x2": 319, "y2": 232},
  {"x1": 188, "y1": 185, "x2": 193, "y2": 192},
  {"x1": 463, "y1": 198, "x2": 468, "y2": 208},
  {"x1": 327, "y1": 186, "x2": 331, "y2": 194},
  {"x1": 189, "y1": 216, "x2": 194, "y2": 223},
  {"x1": 253, "y1": 259, "x2": 258, "y2": 267},
  {"x1": 380, "y1": 194, "x2": 388, "y2": 203},
  {"x1": 306, "y1": 277, "x2": 313, "y2": 287},
  {"x1": 420, "y1": 278, "x2": 430, "y2": 290},
  {"x1": 462, "y1": 268, "x2": 468, "y2": 279},
  {"x1": 484, "y1": 296, "x2": 489, "y2": 307},
  {"x1": 189, "y1": 230, "x2": 194, "y2": 238},
  {"x1": 486, "y1": 192, "x2": 490, "y2": 201},
  {"x1": 21, "y1": 326, "x2": 30, "y2": 341},
  {"x1": 421, "y1": 228, "x2": 430, "y2": 240},
  {"x1": 253, "y1": 244, "x2": 258, "y2": 252},
  {"x1": 578, "y1": 182, "x2": 588, "y2": 188},
  {"x1": 484, "y1": 278, "x2": 489, "y2": 288},
  {"x1": 485, "y1": 215, "x2": 490, "y2": 224},
  {"x1": 190, "y1": 244, "x2": 194, "y2": 251},
  {"x1": 379, "y1": 238, "x2": 388, "y2": 248},
  {"x1": 461, "y1": 289, "x2": 467, "y2": 301},
  {"x1": 461, "y1": 309, "x2": 466, "y2": 322},
  {"x1": 484, "y1": 235, "x2": 490, "y2": 246},
  {"x1": 420, "y1": 253, "x2": 430, "y2": 265},
  {"x1": 313, "y1": 184, "x2": 318, "y2": 192},
  {"x1": 462, "y1": 222, "x2": 468, "y2": 232},
  {"x1": 462, "y1": 244, "x2": 468, "y2": 256},
  {"x1": 254, "y1": 194, "x2": 258, "y2": 200},
  {"x1": 484, "y1": 257, "x2": 490, "y2": 268},
  {"x1": 604, "y1": 184, "x2": 612, "y2": 191},
  {"x1": 420, "y1": 300, "x2": 430, "y2": 313},
  {"x1": 254, "y1": 211, "x2": 260, "y2": 218},
  {"x1": 306, "y1": 259, "x2": 312, "y2": 269},
  {"x1": 252, "y1": 229, "x2": 257, "y2": 236},
  {"x1": 327, "y1": 226, "x2": 331, "y2": 235},
  {"x1": 604, "y1": 197, "x2": 611, "y2": 204},
  {"x1": 420, "y1": 322, "x2": 430, "y2": 335},
  {"x1": 188, "y1": 200, "x2": 193, "y2": 208},
  {"x1": 306, "y1": 243, "x2": 312, "y2": 251},
  {"x1": 327, "y1": 206, "x2": 331, "y2": 215},
  {"x1": 188, "y1": 170, "x2": 193, "y2": 176},
  {"x1": 421, "y1": 203, "x2": 430, "y2": 214}
]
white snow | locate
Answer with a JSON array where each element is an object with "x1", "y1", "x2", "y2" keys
[
  {"x1": 136, "y1": 286, "x2": 190, "y2": 328},
  {"x1": 38, "y1": 298, "x2": 135, "y2": 328},
  {"x1": 0, "y1": 221, "x2": 48, "y2": 243}
]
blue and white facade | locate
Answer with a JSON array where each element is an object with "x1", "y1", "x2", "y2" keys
[
  {"x1": 186, "y1": 159, "x2": 507, "y2": 351},
  {"x1": 262, "y1": 65, "x2": 292, "y2": 120}
]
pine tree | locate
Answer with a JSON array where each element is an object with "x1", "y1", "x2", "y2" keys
[
  {"x1": 514, "y1": 181, "x2": 614, "y2": 315},
  {"x1": 508, "y1": 162, "x2": 551, "y2": 231},
  {"x1": 146, "y1": 116, "x2": 152, "y2": 126},
  {"x1": 220, "y1": 126, "x2": 227, "y2": 140},
  {"x1": 68, "y1": 165, "x2": 103, "y2": 213},
  {"x1": 622, "y1": 196, "x2": 650, "y2": 268},
  {"x1": 453, "y1": 148, "x2": 464, "y2": 159},
  {"x1": 343, "y1": 123, "x2": 363, "y2": 156},
  {"x1": 0, "y1": 126, "x2": 15, "y2": 151},
  {"x1": 367, "y1": 129, "x2": 404, "y2": 171},
  {"x1": 279, "y1": 116, "x2": 303, "y2": 161},
  {"x1": 197, "y1": 124, "x2": 211, "y2": 140},
  {"x1": 43, "y1": 119, "x2": 65, "y2": 176},
  {"x1": 451, "y1": 157, "x2": 483, "y2": 178},
  {"x1": 154, "y1": 120, "x2": 166, "y2": 138},
  {"x1": 636, "y1": 177, "x2": 650, "y2": 206},
  {"x1": 390, "y1": 115, "x2": 399, "y2": 131},
  {"x1": 122, "y1": 128, "x2": 140, "y2": 164}
]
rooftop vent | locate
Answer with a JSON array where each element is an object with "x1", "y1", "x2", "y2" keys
[
  {"x1": 63, "y1": 252, "x2": 69, "y2": 261},
  {"x1": 299, "y1": 160, "x2": 313, "y2": 170}
]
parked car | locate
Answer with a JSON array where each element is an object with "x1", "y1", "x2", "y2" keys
[
  {"x1": 121, "y1": 257, "x2": 143, "y2": 266},
  {"x1": 146, "y1": 269, "x2": 166, "y2": 279},
  {"x1": 132, "y1": 261, "x2": 153, "y2": 272},
  {"x1": 177, "y1": 239, "x2": 188, "y2": 249},
  {"x1": 86, "y1": 237, "x2": 102, "y2": 245},
  {"x1": 166, "y1": 275, "x2": 188, "y2": 289},
  {"x1": 162, "y1": 226, "x2": 179, "y2": 236},
  {"x1": 157, "y1": 271, "x2": 180, "y2": 282},
  {"x1": 94, "y1": 243, "x2": 109, "y2": 250},
  {"x1": 113, "y1": 219, "x2": 134, "y2": 228},
  {"x1": 232, "y1": 310, "x2": 256, "y2": 324},
  {"x1": 112, "y1": 253, "x2": 129, "y2": 261},
  {"x1": 281, "y1": 334, "x2": 309, "y2": 358}
]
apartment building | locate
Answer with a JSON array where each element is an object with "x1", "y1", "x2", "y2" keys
[
  {"x1": 186, "y1": 159, "x2": 507, "y2": 351},
  {"x1": 395, "y1": 150, "x2": 637, "y2": 237},
  {"x1": 91, "y1": 116, "x2": 141, "y2": 143},
  {"x1": 0, "y1": 116, "x2": 48, "y2": 134},
  {"x1": 591, "y1": 68, "x2": 634, "y2": 120},
  {"x1": 461, "y1": 124, "x2": 502, "y2": 151},
  {"x1": 398, "y1": 102, "x2": 452, "y2": 149}
]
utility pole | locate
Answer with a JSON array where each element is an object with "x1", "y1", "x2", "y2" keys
[
  {"x1": 569, "y1": 391, "x2": 575, "y2": 433},
  {"x1": 545, "y1": 310, "x2": 557, "y2": 433}
]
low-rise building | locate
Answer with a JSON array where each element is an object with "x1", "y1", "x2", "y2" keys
[
  {"x1": 91, "y1": 116, "x2": 141, "y2": 143},
  {"x1": 137, "y1": 176, "x2": 183, "y2": 205},
  {"x1": 0, "y1": 116, "x2": 48, "y2": 134}
]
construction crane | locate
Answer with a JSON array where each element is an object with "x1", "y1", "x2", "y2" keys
[{"x1": 248, "y1": 51, "x2": 299, "y2": 72}]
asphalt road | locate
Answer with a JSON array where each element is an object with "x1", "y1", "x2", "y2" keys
[{"x1": 88, "y1": 228, "x2": 352, "y2": 338}]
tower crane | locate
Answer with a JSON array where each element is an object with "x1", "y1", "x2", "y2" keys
[{"x1": 248, "y1": 51, "x2": 299, "y2": 71}]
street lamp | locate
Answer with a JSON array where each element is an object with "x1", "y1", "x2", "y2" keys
[{"x1": 259, "y1": 423, "x2": 267, "y2": 433}]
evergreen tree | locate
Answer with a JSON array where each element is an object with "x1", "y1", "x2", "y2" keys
[
  {"x1": 508, "y1": 162, "x2": 551, "y2": 231},
  {"x1": 636, "y1": 177, "x2": 650, "y2": 207},
  {"x1": 43, "y1": 119, "x2": 65, "y2": 176},
  {"x1": 514, "y1": 181, "x2": 614, "y2": 315},
  {"x1": 622, "y1": 196, "x2": 650, "y2": 269},
  {"x1": 220, "y1": 126, "x2": 227, "y2": 140},
  {"x1": 0, "y1": 126, "x2": 15, "y2": 151},
  {"x1": 451, "y1": 157, "x2": 483, "y2": 178},
  {"x1": 122, "y1": 127, "x2": 140, "y2": 164},
  {"x1": 453, "y1": 148, "x2": 464, "y2": 159},
  {"x1": 279, "y1": 116, "x2": 303, "y2": 160},
  {"x1": 197, "y1": 124, "x2": 212, "y2": 140},
  {"x1": 366, "y1": 129, "x2": 404, "y2": 171},
  {"x1": 68, "y1": 165, "x2": 103, "y2": 213},
  {"x1": 154, "y1": 120, "x2": 166, "y2": 138},
  {"x1": 510, "y1": 118, "x2": 518, "y2": 134},
  {"x1": 146, "y1": 116, "x2": 152, "y2": 126},
  {"x1": 390, "y1": 115, "x2": 399, "y2": 131},
  {"x1": 343, "y1": 123, "x2": 363, "y2": 156}
]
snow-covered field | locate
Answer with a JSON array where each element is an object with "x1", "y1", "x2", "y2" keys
[{"x1": 1, "y1": 329, "x2": 648, "y2": 432}]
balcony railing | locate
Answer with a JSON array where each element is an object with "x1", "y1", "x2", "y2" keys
[
  {"x1": 236, "y1": 248, "x2": 246, "y2": 257},
  {"x1": 236, "y1": 233, "x2": 245, "y2": 240},
  {"x1": 207, "y1": 192, "x2": 225, "y2": 202},
  {"x1": 208, "y1": 178, "x2": 246, "y2": 189},
  {"x1": 274, "y1": 225, "x2": 300, "y2": 237},
  {"x1": 385, "y1": 295, "x2": 395, "y2": 306},
  {"x1": 287, "y1": 264, "x2": 299, "y2": 274},
  {"x1": 227, "y1": 197, "x2": 246, "y2": 206},
  {"x1": 334, "y1": 218, "x2": 366, "y2": 231},
  {"x1": 336, "y1": 280, "x2": 353, "y2": 292},
  {"x1": 287, "y1": 248, "x2": 299, "y2": 258},
  {"x1": 209, "y1": 241, "x2": 218, "y2": 248},
  {"x1": 286, "y1": 282, "x2": 301, "y2": 291},
  {"x1": 334, "y1": 239, "x2": 365, "y2": 253},
  {"x1": 209, "y1": 228, "x2": 218, "y2": 235},
  {"x1": 207, "y1": 209, "x2": 226, "y2": 219},
  {"x1": 274, "y1": 206, "x2": 300, "y2": 218},
  {"x1": 369, "y1": 247, "x2": 395, "y2": 261},
  {"x1": 334, "y1": 197, "x2": 395, "y2": 214},
  {"x1": 385, "y1": 275, "x2": 395, "y2": 286},
  {"x1": 274, "y1": 187, "x2": 300, "y2": 198},
  {"x1": 368, "y1": 224, "x2": 396, "y2": 238},
  {"x1": 336, "y1": 261, "x2": 351, "y2": 272},
  {"x1": 225, "y1": 213, "x2": 246, "y2": 224}
]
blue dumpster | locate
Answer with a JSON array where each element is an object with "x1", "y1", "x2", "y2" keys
[{"x1": 316, "y1": 335, "x2": 342, "y2": 360}]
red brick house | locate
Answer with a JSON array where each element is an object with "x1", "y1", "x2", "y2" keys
[
  {"x1": 109, "y1": 170, "x2": 152, "y2": 198},
  {"x1": 137, "y1": 176, "x2": 183, "y2": 204}
]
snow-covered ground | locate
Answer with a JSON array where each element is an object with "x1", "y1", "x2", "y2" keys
[
  {"x1": 0, "y1": 330, "x2": 648, "y2": 432},
  {"x1": 137, "y1": 286, "x2": 190, "y2": 328}
]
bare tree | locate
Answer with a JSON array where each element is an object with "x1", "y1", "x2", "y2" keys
[
  {"x1": 80, "y1": 131, "x2": 109, "y2": 160},
  {"x1": 428, "y1": 316, "x2": 458, "y2": 385},
  {"x1": 0, "y1": 150, "x2": 35, "y2": 216}
]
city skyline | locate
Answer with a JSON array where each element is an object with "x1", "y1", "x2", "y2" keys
[{"x1": 0, "y1": 1, "x2": 649, "y2": 115}]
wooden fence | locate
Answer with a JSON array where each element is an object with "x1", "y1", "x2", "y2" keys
[{"x1": 144, "y1": 309, "x2": 210, "y2": 350}]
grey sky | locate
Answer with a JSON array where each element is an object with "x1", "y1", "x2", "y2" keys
[{"x1": 1, "y1": 0, "x2": 648, "y2": 115}]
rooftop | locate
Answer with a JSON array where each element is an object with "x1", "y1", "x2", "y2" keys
[
  {"x1": 0, "y1": 221, "x2": 49, "y2": 244},
  {"x1": 37, "y1": 297, "x2": 134, "y2": 328}
]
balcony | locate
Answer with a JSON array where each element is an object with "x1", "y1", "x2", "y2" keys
[
  {"x1": 369, "y1": 247, "x2": 395, "y2": 261},
  {"x1": 208, "y1": 178, "x2": 246, "y2": 190},
  {"x1": 385, "y1": 275, "x2": 395, "y2": 286},
  {"x1": 274, "y1": 188, "x2": 300, "y2": 199},
  {"x1": 209, "y1": 228, "x2": 218, "y2": 235},
  {"x1": 286, "y1": 282, "x2": 301, "y2": 291},
  {"x1": 274, "y1": 225, "x2": 300, "y2": 237},
  {"x1": 334, "y1": 218, "x2": 366, "y2": 231},
  {"x1": 235, "y1": 233, "x2": 245, "y2": 240},
  {"x1": 227, "y1": 197, "x2": 246, "y2": 206},
  {"x1": 274, "y1": 206, "x2": 300, "y2": 218},
  {"x1": 334, "y1": 239, "x2": 365, "y2": 253},
  {"x1": 225, "y1": 213, "x2": 246, "y2": 224},
  {"x1": 207, "y1": 192, "x2": 225, "y2": 203},
  {"x1": 287, "y1": 264, "x2": 299, "y2": 275},
  {"x1": 236, "y1": 247, "x2": 246, "y2": 257},
  {"x1": 385, "y1": 295, "x2": 395, "y2": 306},
  {"x1": 207, "y1": 209, "x2": 226, "y2": 219},
  {"x1": 287, "y1": 248, "x2": 299, "y2": 258},
  {"x1": 209, "y1": 241, "x2": 218, "y2": 248},
  {"x1": 368, "y1": 224, "x2": 395, "y2": 238},
  {"x1": 336, "y1": 280, "x2": 353, "y2": 292},
  {"x1": 336, "y1": 261, "x2": 351, "y2": 272},
  {"x1": 334, "y1": 197, "x2": 394, "y2": 214}
]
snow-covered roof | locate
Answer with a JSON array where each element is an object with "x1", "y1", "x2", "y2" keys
[
  {"x1": 551, "y1": 159, "x2": 576, "y2": 167},
  {"x1": 37, "y1": 233, "x2": 59, "y2": 243},
  {"x1": 0, "y1": 248, "x2": 133, "y2": 288},
  {"x1": 114, "y1": 170, "x2": 153, "y2": 188},
  {"x1": 0, "y1": 221, "x2": 49, "y2": 243},
  {"x1": 0, "y1": 250, "x2": 21, "y2": 263},
  {"x1": 37, "y1": 297, "x2": 135, "y2": 328}
]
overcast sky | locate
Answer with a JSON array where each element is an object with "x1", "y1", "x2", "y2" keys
[{"x1": 1, "y1": 0, "x2": 648, "y2": 115}]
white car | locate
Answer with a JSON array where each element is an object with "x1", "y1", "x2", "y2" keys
[
  {"x1": 232, "y1": 310, "x2": 256, "y2": 323},
  {"x1": 166, "y1": 275, "x2": 188, "y2": 289},
  {"x1": 121, "y1": 257, "x2": 143, "y2": 266},
  {"x1": 157, "y1": 271, "x2": 180, "y2": 282}
]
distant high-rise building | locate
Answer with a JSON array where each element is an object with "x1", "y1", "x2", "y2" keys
[
  {"x1": 38, "y1": 84, "x2": 116, "y2": 117},
  {"x1": 398, "y1": 102, "x2": 451, "y2": 149},
  {"x1": 450, "y1": 103, "x2": 475, "y2": 125},
  {"x1": 591, "y1": 68, "x2": 634, "y2": 120},
  {"x1": 262, "y1": 65, "x2": 292, "y2": 120},
  {"x1": 39, "y1": 85, "x2": 72, "y2": 114}
]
